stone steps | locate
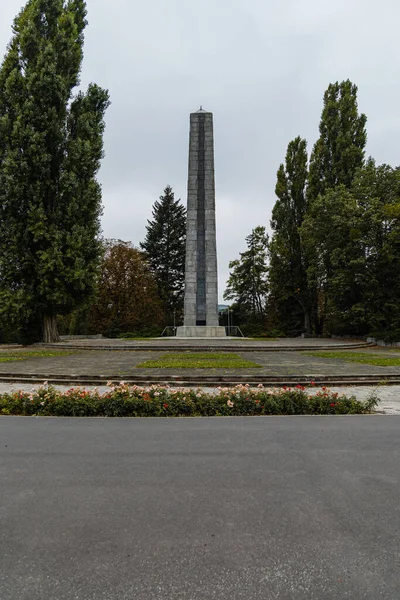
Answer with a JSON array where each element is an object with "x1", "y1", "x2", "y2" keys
[
  {"x1": 1, "y1": 373, "x2": 398, "y2": 387},
  {"x1": 37, "y1": 342, "x2": 375, "y2": 352}
]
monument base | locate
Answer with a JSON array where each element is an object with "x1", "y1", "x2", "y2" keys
[{"x1": 176, "y1": 326, "x2": 226, "y2": 338}]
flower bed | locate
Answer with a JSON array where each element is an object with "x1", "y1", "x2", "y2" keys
[{"x1": 0, "y1": 383, "x2": 379, "y2": 417}]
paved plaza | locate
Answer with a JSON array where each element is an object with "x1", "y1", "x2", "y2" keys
[
  {"x1": 0, "y1": 346, "x2": 399, "y2": 380},
  {"x1": 1, "y1": 339, "x2": 400, "y2": 412}
]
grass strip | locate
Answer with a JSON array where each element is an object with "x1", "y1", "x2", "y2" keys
[
  {"x1": 0, "y1": 350, "x2": 78, "y2": 363},
  {"x1": 136, "y1": 352, "x2": 261, "y2": 369},
  {"x1": 0, "y1": 383, "x2": 379, "y2": 417},
  {"x1": 305, "y1": 351, "x2": 400, "y2": 367}
]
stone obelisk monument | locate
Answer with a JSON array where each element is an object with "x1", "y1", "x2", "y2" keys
[{"x1": 177, "y1": 108, "x2": 226, "y2": 337}]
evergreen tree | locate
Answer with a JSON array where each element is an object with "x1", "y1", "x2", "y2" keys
[
  {"x1": 0, "y1": 0, "x2": 110, "y2": 343},
  {"x1": 308, "y1": 80, "x2": 367, "y2": 201},
  {"x1": 140, "y1": 186, "x2": 186, "y2": 323},
  {"x1": 224, "y1": 226, "x2": 269, "y2": 321},
  {"x1": 269, "y1": 137, "x2": 312, "y2": 334}
]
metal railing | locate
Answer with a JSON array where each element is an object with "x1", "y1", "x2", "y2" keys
[
  {"x1": 225, "y1": 326, "x2": 245, "y2": 337},
  {"x1": 160, "y1": 326, "x2": 177, "y2": 337}
]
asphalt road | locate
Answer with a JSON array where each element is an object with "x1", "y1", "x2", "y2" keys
[{"x1": 1, "y1": 417, "x2": 399, "y2": 600}]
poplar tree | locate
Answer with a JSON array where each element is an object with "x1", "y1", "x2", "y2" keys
[
  {"x1": 269, "y1": 137, "x2": 311, "y2": 334},
  {"x1": 0, "y1": 0, "x2": 110, "y2": 343},
  {"x1": 308, "y1": 79, "x2": 367, "y2": 201}
]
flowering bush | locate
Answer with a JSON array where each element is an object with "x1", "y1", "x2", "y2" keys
[{"x1": 0, "y1": 383, "x2": 378, "y2": 417}]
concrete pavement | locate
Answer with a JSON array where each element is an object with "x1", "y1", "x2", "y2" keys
[{"x1": 1, "y1": 416, "x2": 400, "y2": 599}]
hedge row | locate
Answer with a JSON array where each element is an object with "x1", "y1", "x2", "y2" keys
[{"x1": 0, "y1": 383, "x2": 379, "y2": 417}]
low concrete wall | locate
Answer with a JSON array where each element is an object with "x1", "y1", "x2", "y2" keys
[
  {"x1": 176, "y1": 326, "x2": 226, "y2": 338},
  {"x1": 366, "y1": 337, "x2": 400, "y2": 348},
  {"x1": 60, "y1": 335, "x2": 103, "y2": 341},
  {"x1": 331, "y1": 334, "x2": 400, "y2": 348}
]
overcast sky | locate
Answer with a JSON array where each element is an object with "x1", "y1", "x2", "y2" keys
[{"x1": 1, "y1": 0, "x2": 400, "y2": 301}]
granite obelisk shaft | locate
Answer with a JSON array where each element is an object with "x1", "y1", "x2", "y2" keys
[{"x1": 178, "y1": 109, "x2": 225, "y2": 337}]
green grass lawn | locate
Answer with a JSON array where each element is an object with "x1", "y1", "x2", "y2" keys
[
  {"x1": 136, "y1": 352, "x2": 262, "y2": 369},
  {"x1": 306, "y1": 351, "x2": 400, "y2": 367},
  {"x1": 0, "y1": 350, "x2": 78, "y2": 363}
]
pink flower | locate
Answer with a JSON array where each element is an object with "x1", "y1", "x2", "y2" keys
[{"x1": 227, "y1": 400, "x2": 234, "y2": 407}]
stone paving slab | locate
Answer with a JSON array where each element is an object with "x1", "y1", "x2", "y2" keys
[{"x1": 0, "y1": 350, "x2": 399, "y2": 378}]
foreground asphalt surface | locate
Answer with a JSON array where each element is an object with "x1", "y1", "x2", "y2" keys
[{"x1": 1, "y1": 417, "x2": 399, "y2": 600}]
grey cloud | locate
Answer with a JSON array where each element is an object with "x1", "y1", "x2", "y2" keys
[{"x1": 1, "y1": 0, "x2": 399, "y2": 300}]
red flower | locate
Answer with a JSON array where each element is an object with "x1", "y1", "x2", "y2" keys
[
  {"x1": 163, "y1": 403, "x2": 169, "y2": 409},
  {"x1": 330, "y1": 403, "x2": 335, "y2": 407},
  {"x1": 310, "y1": 381, "x2": 316, "y2": 386}
]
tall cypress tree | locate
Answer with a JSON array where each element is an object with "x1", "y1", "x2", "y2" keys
[
  {"x1": 0, "y1": 0, "x2": 109, "y2": 343},
  {"x1": 140, "y1": 186, "x2": 186, "y2": 323},
  {"x1": 308, "y1": 80, "x2": 367, "y2": 202},
  {"x1": 269, "y1": 137, "x2": 312, "y2": 334}
]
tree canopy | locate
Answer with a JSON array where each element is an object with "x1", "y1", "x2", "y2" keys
[
  {"x1": 0, "y1": 0, "x2": 109, "y2": 343},
  {"x1": 224, "y1": 226, "x2": 269, "y2": 324},
  {"x1": 87, "y1": 240, "x2": 164, "y2": 337},
  {"x1": 140, "y1": 186, "x2": 186, "y2": 324},
  {"x1": 308, "y1": 79, "x2": 367, "y2": 201},
  {"x1": 269, "y1": 137, "x2": 312, "y2": 334}
]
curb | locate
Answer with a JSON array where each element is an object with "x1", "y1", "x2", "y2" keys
[{"x1": 0, "y1": 374, "x2": 398, "y2": 387}]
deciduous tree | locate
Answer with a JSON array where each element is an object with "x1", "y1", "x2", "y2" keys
[
  {"x1": 0, "y1": 0, "x2": 109, "y2": 343},
  {"x1": 269, "y1": 137, "x2": 312, "y2": 334},
  {"x1": 308, "y1": 79, "x2": 367, "y2": 201},
  {"x1": 87, "y1": 240, "x2": 164, "y2": 337}
]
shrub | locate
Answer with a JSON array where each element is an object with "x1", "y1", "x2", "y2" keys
[{"x1": 0, "y1": 383, "x2": 379, "y2": 417}]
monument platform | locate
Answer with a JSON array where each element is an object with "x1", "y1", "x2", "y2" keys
[
  {"x1": 176, "y1": 326, "x2": 226, "y2": 338},
  {"x1": 1, "y1": 339, "x2": 397, "y2": 388}
]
